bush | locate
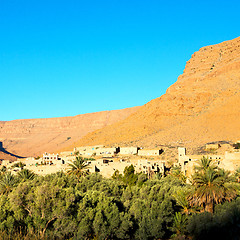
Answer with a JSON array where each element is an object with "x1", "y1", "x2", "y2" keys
[
  {"x1": 233, "y1": 143, "x2": 240, "y2": 149},
  {"x1": 187, "y1": 199, "x2": 240, "y2": 240}
]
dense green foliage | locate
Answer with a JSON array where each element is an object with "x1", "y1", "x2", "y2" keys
[
  {"x1": 0, "y1": 158, "x2": 239, "y2": 239},
  {"x1": 187, "y1": 198, "x2": 240, "y2": 240}
]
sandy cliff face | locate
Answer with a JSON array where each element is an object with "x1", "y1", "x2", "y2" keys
[
  {"x1": 0, "y1": 107, "x2": 139, "y2": 157},
  {"x1": 71, "y1": 36, "x2": 240, "y2": 148}
]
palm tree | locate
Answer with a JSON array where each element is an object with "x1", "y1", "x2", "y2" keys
[
  {"x1": 172, "y1": 212, "x2": 188, "y2": 237},
  {"x1": 189, "y1": 165, "x2": 237, "y2": 213},
  {"x1": 170, "y1": 166, "x2": 187, "y2": 183},
  {"x1": 218, "y1": 168, "x2": 233, "y2": 181},
  {"x1": 0, "y1": 172, "x2": 16, "y2": 195},
  {"x1": 234, "y1": 167, "x2": 240, "y2": 182},
  {"x1": 67, "y1": 156, "x2": 89, "y2": 179},
  {"x1": 17, "y1": 169, "x2": 35, "y2": 182},
  {"x1": 194, "y1": 156, "x2": 217, "y2": 172},
  {"x1": 173, "y1": 188, "x2": 194, "y2": 215}
]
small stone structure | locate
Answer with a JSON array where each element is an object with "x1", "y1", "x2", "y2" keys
[
  {"x1": 88, "y1": 158, "x2": 165, "y2": 178},
  {"x1": 42, "y1": 153, "x2": 61, "y2": 164},
  {"x1": 177, "y1": 147, "x2": 240, "y2": 177},
  {"x1": 138, "y1": 149, "x2": 162, "y2": 156},
  {"x1": 120, "y1": 147, "x2": 138, "y2": 155},
  {"x1": 205, "y1": 143, "x2": 220, "y2": 150},
  {"x1": 74, "y1": 145, "x2": 104, "y2": 156},
  {"x1": 219, "y1": 151, "x2": 240, "y2": 172},
  {"x1": 0, "y1": 160, "x2": 13, "y2": 166},
  {"x1": 96, "y1": 147, "x2": 119, "y2": 156},
  {"x1": 135, "y1": 159, "x2": 165, "y2": 178}
]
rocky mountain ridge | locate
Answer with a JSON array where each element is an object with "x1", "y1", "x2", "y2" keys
[
  {"x1": 0, "y1": 107, "x2": 139, "y2": 157},
  {"x1": 1, "y1": 36, "x2": 240, "y2": 159},
  {"x1": 69, "y1": 36, "x2": 240, "y2": 149}
]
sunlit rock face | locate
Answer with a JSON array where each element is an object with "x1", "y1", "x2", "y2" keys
[{"x1": 72, "y1": 37, "x2": 240, "y2": 149}]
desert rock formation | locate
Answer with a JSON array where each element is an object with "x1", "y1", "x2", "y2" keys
[
  {"x1": 70, "y1": 36, "x2": 240, "y2": 149},
  {"x1": 2, "y1": 36, "x2": 240, "y2": 158}
]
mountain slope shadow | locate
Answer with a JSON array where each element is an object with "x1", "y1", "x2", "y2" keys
[{"x1": 0, "y1": 142, "x2": 25, "y2": 159}]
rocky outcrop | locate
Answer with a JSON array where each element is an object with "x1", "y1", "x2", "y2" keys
[{"x1": 70, "y1": 36, "x2": 240, "y2": 149}]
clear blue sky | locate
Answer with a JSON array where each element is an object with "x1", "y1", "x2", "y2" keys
[{"x1": 1, "y1": 0, "x2": 239, "y2": 121}]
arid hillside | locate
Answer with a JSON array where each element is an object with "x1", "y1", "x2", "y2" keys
[
  {"x1": 70, "y1": 36, "x2": 240, "y2": 149},
  {"x1": 0, "y1": 141, "x2": 23, "y2": 161},
  {"x1": 0, "y1": 107, "x2": 139, "y2": 157},
  {"x1": 2, "y1": 37, "x2": 240, "y2": 158}
]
